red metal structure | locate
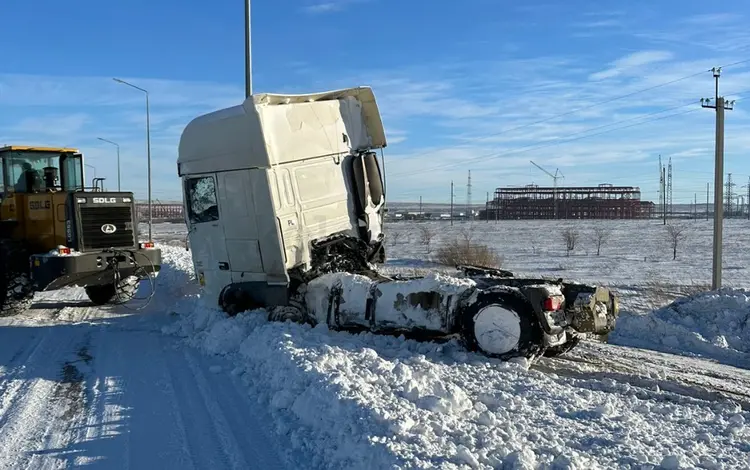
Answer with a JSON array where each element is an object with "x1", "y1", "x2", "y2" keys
[
  {"x1": 136, "y1": 203, "x2": 184, "y2": 222},
  {"x1": 486, "y1": 184, "x2": 654, "y2": 220}
]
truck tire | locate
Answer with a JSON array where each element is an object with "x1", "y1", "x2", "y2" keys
[
  {"x1": 460, "y1": 290, "x2": 544, "y2": 360},
  {"x1": 85, "y1": 276, "x2": 140, "y2": 306},
  {"x1": 0, "y1": 240, "x2": 34, "y2": 317}
]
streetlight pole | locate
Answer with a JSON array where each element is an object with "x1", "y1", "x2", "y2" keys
[
  {"x1": 113, "y1": 77, "x2": 152, "y2": 241},
  {"x1": 85, "y1": 164, "x2": 97, "y2": 186},
  {"x1": 97, "y1": 137, "x2": 121, "y2": 191},
  {"x1": 245, "y1": 0, "x2": 252, "y2": 98}
]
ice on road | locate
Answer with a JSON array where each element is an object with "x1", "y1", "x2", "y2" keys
[{"x1": 0, "y1": 287, "x2": 288, "y2": 470}]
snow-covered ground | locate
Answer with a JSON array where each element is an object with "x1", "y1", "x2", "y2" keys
[{"x1": 3, "y1": 221, "x2": 750, "y2": 468}]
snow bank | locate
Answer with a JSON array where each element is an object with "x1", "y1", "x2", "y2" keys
[
  {"x1": 157, "y1": 249, "x2": 750, "y2": 469},
  {"x1": 611, "y1": 289, "x2": 750, "y2": 368},
  {"x1": 135, "y1": 245, "x2": 203, "y2": 315}
]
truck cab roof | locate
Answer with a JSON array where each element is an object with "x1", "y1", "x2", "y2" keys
[{"x1": 177, "y1": 86, "x2": 387, "y2": 177}]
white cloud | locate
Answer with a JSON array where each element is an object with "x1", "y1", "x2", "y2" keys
[
  {"x1": 589, "y1": 50, "x2": 674, "y2": 80},
  {"x1": 4, "y1": 10, "x2": 750, "y2": 204},
  {"x1": 302, "y1": 0, "x2": 370, "y2": 14},
  {"x1": 7, "y1": 113, "x2": 90, "y2": 139}
]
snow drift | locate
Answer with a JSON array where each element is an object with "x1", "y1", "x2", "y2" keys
[
  {"x1": 153, "y1": 245, "x2": 750, "y2": 469},
  {"x1": 611, "y1": 289, "x2": 750, "y2": 368}
]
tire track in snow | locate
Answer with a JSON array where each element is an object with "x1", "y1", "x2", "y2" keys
[
  {"x1": 26, "y1": 337, "x2": 93, "y2": 470},
  {"x1": 158, "y1": 344, "x2": 247, "y2": 470},
  {"x1": 70, "y1": 326, "x2": 132, "y2": 469},
  {"x1": 0, "y1": 327, "x2": 53, "y2": 418},
  {"x1": 0, "y1": 326, "x2": 82, "y2": 469},
  {"x1": 120, "y1": 331, "x2": 195, "y2": 470},
  {"x1": 181, "y1": 348, "x2": 286, "y2": 470},
  {"x1": 536, "y1": 341, "x2": 750, "y2": 410}
]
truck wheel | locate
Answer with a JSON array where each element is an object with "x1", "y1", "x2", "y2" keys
[
  {"x1": 85, "y1": 276, "x2": 140, "y2": 306},
  {"x1": 543, "y1": 335, "x2": 581, "y2": 357},
  {"x1": 0, "y1": 273, "x2": 34, "y2": 317},
  {"x1": 461, "y1": 290, "x2": 544, "y2": 360},
  {"x1": 0, "y1": 240, "x2": 34, "y2": 317}
]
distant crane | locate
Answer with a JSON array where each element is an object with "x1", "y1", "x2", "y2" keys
[{"x1": 530, "y1": 160, "x2": 565, "y2": 219}]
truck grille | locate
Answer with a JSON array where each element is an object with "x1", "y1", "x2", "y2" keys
[{"x1": 79, "y1": 206, "x2": 135, "y2": 250}]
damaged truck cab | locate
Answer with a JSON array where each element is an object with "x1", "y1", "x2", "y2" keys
[
  {"x1": 178, "y1": 87, "x2": 619, "y2": 360},
  {"x1": 178, "y1": 88, "x2": 387, "y2": 311}
]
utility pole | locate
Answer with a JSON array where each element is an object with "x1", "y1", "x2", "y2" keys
[
  {"x1": 450, "y1": 181, "x2": 454, "y2": 226},
  {"x1": 667, "y1": 157, "x2": 673, "y2": 218},
  {"x1": 467, "y1": 170, "x2": 472, "y2": 222},
  {"x1": 694, "y1": 193, "x2": 697, "y2": 220},
  {"x1": 701, "y1": 66, "x2": 736, "y2": 290},
  {"x1": 419, "y1": 196, "x2": 422, "y2": 220},
  {"x1": 658, "y1": 155, "x2": 663, "y2": 220},
  {"x1": 747, "y1": 177, "x2": 750, "y2": 220},
  {"x1": 706, "y1": 183, "x2": 710, "y2": 220},
  {"x1": 662, "y1": 167, "x2": 667, "y2": 225}
]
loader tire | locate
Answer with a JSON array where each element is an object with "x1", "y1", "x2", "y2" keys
[
  {"x1": 543, "y1": 335, "x2": 581, "y2": 357},
  {"x1": 461, "y1": 289, "x2": 544, "y2": 361},
  {"x1": 0, "y1": 240, "x2": 34, "y2": 317},
  {"x1": 85, "y1": 276, "x2": 140, "y2": 306},
  {"x1": 0, "y1": 274, "x2": 34, "y2": 317}
]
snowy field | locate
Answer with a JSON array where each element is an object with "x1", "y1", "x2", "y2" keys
[
  {"x1": 147, "y1": 218, "x2": 750, "y2": 366},
  {"x1": 2, "y1": 221, "x2": 750, "y2": 468}
]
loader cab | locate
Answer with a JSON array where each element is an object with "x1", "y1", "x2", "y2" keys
[
  {"x1": 0, "y1": 146, "x2": 86, "y2": 249},
  {"x1": 0, "y1": 146, "x2": 84, "y2": 197}
]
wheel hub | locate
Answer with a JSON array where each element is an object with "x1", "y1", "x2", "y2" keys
[{"x1": 473, "y1": 304, "x2": 521, "y2": 355}]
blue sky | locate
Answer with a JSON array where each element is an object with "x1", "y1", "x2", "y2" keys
[{"x1": 2, "y1": 0, "x2": 750, "y2": 205}]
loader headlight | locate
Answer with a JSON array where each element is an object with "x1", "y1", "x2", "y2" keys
[
  {"x1": 77, "y1": 197, "x2": 87, "y2": 204},
  {"x1": 122, "y1": 197, "x2": 132, "y2": 203}
]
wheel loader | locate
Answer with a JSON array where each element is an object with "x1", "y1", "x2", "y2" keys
[
  {"x1": 0, "y1": 145, "x2": 162, "y2": 316},
  {"x1": 177, "y1": 88, "x2": 618, "y2": 360}
]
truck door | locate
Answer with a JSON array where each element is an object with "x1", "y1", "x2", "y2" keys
[{"x1": 184, "y1": 174, "x2": 231, "y2": 306}]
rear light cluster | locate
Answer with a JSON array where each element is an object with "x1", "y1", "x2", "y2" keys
[
  {"x1": 139, "y1": 242, "x2": 155, "y2": 249},
  {"x1": 543, "y1": 296, "x2": 563, "y2": 311},
  {"x1": 58, "y1": 246, "x2": 72, "y2": 255}
]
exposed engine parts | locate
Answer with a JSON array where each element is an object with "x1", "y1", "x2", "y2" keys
[{"x1": 266, "y1": 236, "x2": 619, "y2": 361}]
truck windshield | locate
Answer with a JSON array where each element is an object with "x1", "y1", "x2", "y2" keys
[{"x1": 2, "y1": 150, "x2": 84, "y2": 193}]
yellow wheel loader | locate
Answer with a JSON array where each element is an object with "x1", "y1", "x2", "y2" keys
[{"x1": 0, "y1": 146, "x2": 161, "y2": 316}]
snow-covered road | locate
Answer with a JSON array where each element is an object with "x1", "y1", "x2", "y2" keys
[
  {"x1": 0, "y1": 288, "x2": 288, "y2": 470},
  {"x1": 2, "y1": 241, "x2": 750, "y2": 468}
]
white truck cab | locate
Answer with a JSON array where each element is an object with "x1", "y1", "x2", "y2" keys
[{"x1": 177, "y1": 87, "x2": 388, "y2": 312}]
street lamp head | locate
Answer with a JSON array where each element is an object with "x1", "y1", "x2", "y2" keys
[{"x1": 113, "y1": 77, "x2": 148, "y2": 94}]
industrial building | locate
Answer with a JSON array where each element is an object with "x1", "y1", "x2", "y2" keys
[{"x1": 483, "y1": 184, "x2": 655, "y2": 220}]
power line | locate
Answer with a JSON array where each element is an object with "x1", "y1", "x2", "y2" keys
[
  {"x1": 391, "y1": 66, "x2": 719, "y2": 164},
  {"x1": 720, "y1": 58, "x2": 750, "y2": 69},
  {"x1": 387, "y1": 87, "x2": 750, "y2": 187},
  {"x1": 389, "y1": 104, "x2": 701, "y2": 180}
]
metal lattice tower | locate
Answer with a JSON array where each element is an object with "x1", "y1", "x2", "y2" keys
[
  {"x1": 667, "y1": 157, "x2": 673, "y2": 217},
  {"x1": 726, "y1": 173, "x2": 734, "y2": 217},
  {"x1": 658, "y1": 156, "x2": 664, "y2": 219}
]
